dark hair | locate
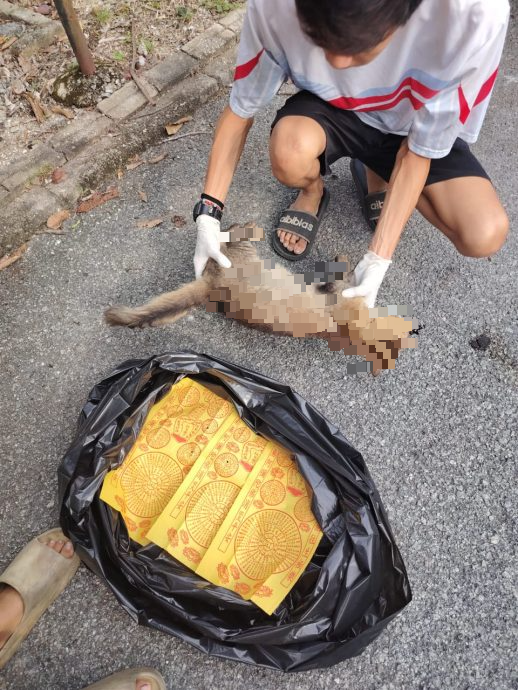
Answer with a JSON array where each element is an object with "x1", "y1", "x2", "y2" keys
[{"x1": 295, "y1": 0, "x2": 424, "y2": 55}]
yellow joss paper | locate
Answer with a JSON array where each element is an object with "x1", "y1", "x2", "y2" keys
[
  {"x1": 147, "y1": 413, "x2": 268, "y2": 568},
  {"x1": 196, "y1": 442, "x2": 323, "y2": 615},
  {"x1": 100, "y1": 377, "x2": 235, "y2": 545}
]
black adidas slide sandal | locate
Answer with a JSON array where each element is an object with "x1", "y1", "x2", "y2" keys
[
  {"x1": 272, "y1": 187, "x2": 331, "y2": 261},
  {"x1": 350, "y1": 158, "x2": 386, "y2": 232}
]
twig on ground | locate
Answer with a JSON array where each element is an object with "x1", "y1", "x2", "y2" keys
[
  {"x1": 129, "y1": 18, "x2": 157, "y2": 105},
  {"x1": 162, "y1": 130, "x2": 210, "y2": 142}
]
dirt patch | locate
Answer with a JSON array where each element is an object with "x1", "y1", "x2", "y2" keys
[{"x1": 0, "y1": 0, "x2": 242, "y2": 170}]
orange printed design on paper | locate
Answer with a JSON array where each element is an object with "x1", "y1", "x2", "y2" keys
[
  {"x1": 217, "y1": 562, "x2": 229, "y2": 583},
  {"x1": 100, "y1": 377, "x2": 230, "y2": 546},
  {"x1": 196, "y1": 441, "x2": 323, "y2": 615},
  {"x1": 183, "y1": 546, "x2": 202, "y2": 564},
  {"x1": 146, "y1": 410, "x2": 265, "y2": 573}
]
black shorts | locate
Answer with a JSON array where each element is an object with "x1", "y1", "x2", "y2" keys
[{"x1": 271, "y1": 90, "x2": 490, "y2": 186}]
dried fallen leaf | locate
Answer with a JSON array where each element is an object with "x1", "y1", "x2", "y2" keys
[
  {"x1": 47, "y1": 209, "x2": 71, "y2": 230},
  {"x1": 24, "y1": 92, "x2": 46, "y2": 123},
  {"x1": 172, "y1": 215, "x2": 186, "y2": 227},
  {"x1": 147, "y1": 152, "x2": 167, "y2": 165},
  {"x1": 76, "y1": 186, "x2": 119, "y2": 213},
  {"x1": 0, "y1": 36, "x2": 17, "y2": 52},
  {"x1": 51, "y1": 168, "x2": 65, "y2": 184},
  {"x1": 164, "y1": 116, "x2": 192, "y2": 137},
  {"x1": 0, "y1": 243, "x2": 28, "y2": 271},
  {"x1": 136, "y1": 218, "x2": 164, "y2": 229},
  {"x1": 50, "y1": 104, "x2": 75, "y2": 119},
  {"x1": 17, "y1": 55, "x2": 35, "y2": 77},
  {"x1": 138, "y1": 190, "x2": 148, "y2": 202},
  {"x1": 126, "y1": 154, "x2": 144, "y2": 171}
]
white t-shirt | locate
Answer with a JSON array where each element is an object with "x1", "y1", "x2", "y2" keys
[{"x1": 229, "y1": 0, "x2": 509, "y2": 158}]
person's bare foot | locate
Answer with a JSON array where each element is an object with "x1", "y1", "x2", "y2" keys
[
  {"x1": 0, "y1": 537, "x2": 75, "y2": 650},
  {"x1": 277, "y1": 178, "x2": 324, "y2": 255},
  {"x1": 136, "y1": 681, "x2": 152, "y2": 690}
]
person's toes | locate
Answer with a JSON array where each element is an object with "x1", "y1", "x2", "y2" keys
[
  {"x1": 38, "y1": 536, "x2": 75, "y2": 558},
  {"x1": 284, "y1": 232, "x2": 295, "y2": 249},
  {"x1": 293, "y1": 239, "x2": 307, "y2": 255},
  {"x1": 136, "y1": 681, "x2": 151, "y2": 690},
  {"x1": 61, "y1": 541, "x2": 75, "y2": 559}
]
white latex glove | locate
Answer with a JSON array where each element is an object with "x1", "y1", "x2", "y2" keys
[
  {"x1": 341, "y1": 250, "x2": 392, "y2": 308},
  {"x1": 193, "y1": 215, "x2": 231, "y2": 279}
]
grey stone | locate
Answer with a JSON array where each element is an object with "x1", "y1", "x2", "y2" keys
[
  {"x1": 0, "y1": 0, "x2": 52, "y2": 25},
  {"x1": 202, "y1": 43, "x2": 237, "y2": 87},
  {"x1": 10, "y1": 22, "x2": 65, "y2": 57},
  {"x1": 217, "y1": 7, "x2": 246, "y2": 34},
  {"x1": 181, "y1": 24, "x2": 235, "y2": 63},
  {"x1": 48, "y1": 112, "x2": 113, "y2": 160},
  {"x1": 0, "y1": 21, "x2": 24, "y2": 37},
  {"x1": 0, "y1": 144, "x2": 65, "y2": 192},
  {"x1": 146, "y1": 52, "x2": 197, "y2": 92},
  {"x1": 48, "y1": 174, "x2": 85, "y2": 206},
  {"x1": 97, "y1": 80, "x2": 159, "y2": 120},
  {"x1": 0, "y1": 186, "x2": 59, "y2": 254}
]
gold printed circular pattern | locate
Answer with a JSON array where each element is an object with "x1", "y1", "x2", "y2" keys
[
  {"x1": 176, "y1": 385, "x2": 201, "y2": 407},
  {"x1": 276, "y1": 453, "x2": 294, "y2": 468},
  {"x1": 207, "y1": 398, "x2": 232, "y2": 419},
  {"x1": 120, "y1": 453, "x2": 183, "y2": 517},
  {"x1": 259, "y1": 480, "x2": 286, "y2": 506},
  {"x1": 214, "y1": 453, "x2": 239, "y2": 477},
  {"x1": 201, "y1": 419, "x2": 218, "y2": 434},
  {"x1": 232, "y1": 427, "x2": 251, "y2": 443},
  {"x1": 186, "y1": 481, "x2": 240, "y2": 547},
  {"x1": 235, "y1": 510, "x2": 301, "y2": 580},
  {"x1": 294, "y1": 497, "x2": 316, "y2": 523},
  {"x1": 146, "y1": 427, "x2": 171, "y2": 449},
  {"x1": 177, "y1": 442, "x2": 201, "y2": 465},
  {"x1": 164, "y1": 403, "x2": 183, "y2": 418}
]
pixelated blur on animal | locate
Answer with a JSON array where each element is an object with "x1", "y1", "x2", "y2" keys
[{"x1": 104, "y1": 223, "x2": 416, "y2": 373}]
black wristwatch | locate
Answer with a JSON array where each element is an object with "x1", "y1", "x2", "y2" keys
[{"x1": 193, "y1": 195, "x2": 224, "y2": 223}]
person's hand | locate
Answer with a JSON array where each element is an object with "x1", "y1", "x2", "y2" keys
[
  {"x1": 193, "y1": 215, "x2": 231, "y2": 279},
  {"x1": 341, "y1": 250, "x2": 392, "y2": 308}
]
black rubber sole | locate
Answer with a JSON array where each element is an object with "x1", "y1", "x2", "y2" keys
[{"x1": 272, "y1": 187, "x2": 331, "y2": 261}]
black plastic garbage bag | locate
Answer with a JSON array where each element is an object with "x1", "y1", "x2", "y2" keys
[{"x1": 58, "y1": 351, "x2": 411, "y2": 672}]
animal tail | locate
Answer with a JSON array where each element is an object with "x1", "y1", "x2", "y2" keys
[{"x1": 104, "y1": 278, "x2": 209, "y2": 328}]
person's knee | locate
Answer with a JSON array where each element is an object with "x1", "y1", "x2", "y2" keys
[
  {"x1": 270, "y1": 118, "x2": 324, "y2": 185},
  {"x1": 455, "y1": 210, "x2": 509, "y2": 258}
]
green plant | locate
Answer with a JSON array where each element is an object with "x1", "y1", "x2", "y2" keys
[
  {"x1": 176, "y1": 5, "x2": 194, "y2": 20},
  {"x1": 25, "y1": 164, "x2": 54, "y2": 189},
  {"x1": 113, "y1": 50, "x2": 125, "y2": 61},
  {"x1": 202, "y1": 0, "x2": 241, "y2": 14},
  {"x1": 92, "y1": 6, "x2": 112, "y2": 23},
  {"x1": 142, "y1": 37, "x2": 154, "y2": 53}
]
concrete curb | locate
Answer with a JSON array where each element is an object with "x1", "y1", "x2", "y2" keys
[{"x1": 0, "y1": 7, "x2": 245, "y2": 256}]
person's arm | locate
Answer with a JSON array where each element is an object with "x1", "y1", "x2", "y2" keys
[
  {"x1": 342, "y1": 140, "x2": 430, "y2": 308},
  {"x1": 370, "y1": 139, "x2": 430, "y2": 259},
  {"x1": 203, "y1": 105, "x2": 254, "y2": 203}
]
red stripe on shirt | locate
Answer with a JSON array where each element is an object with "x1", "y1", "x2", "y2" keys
[
  {"x1": 458, "y1": 85, "x2": 470, "y2": 124},
  {"x1": 458, "y1": 68, "x2": 499, "y2": 124},
  {"x1": 234, "y1": 49, "x2": 264, "y2": 81},
  {"x1": 473, "y1": 68, "x2": 499, "y2": 107},
  {"x1": 327, "y1": 76, "x2": 439, "y2": 111},
  {"x1": 330, "y1": 86, "x2": 425, "y2": 112}
]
